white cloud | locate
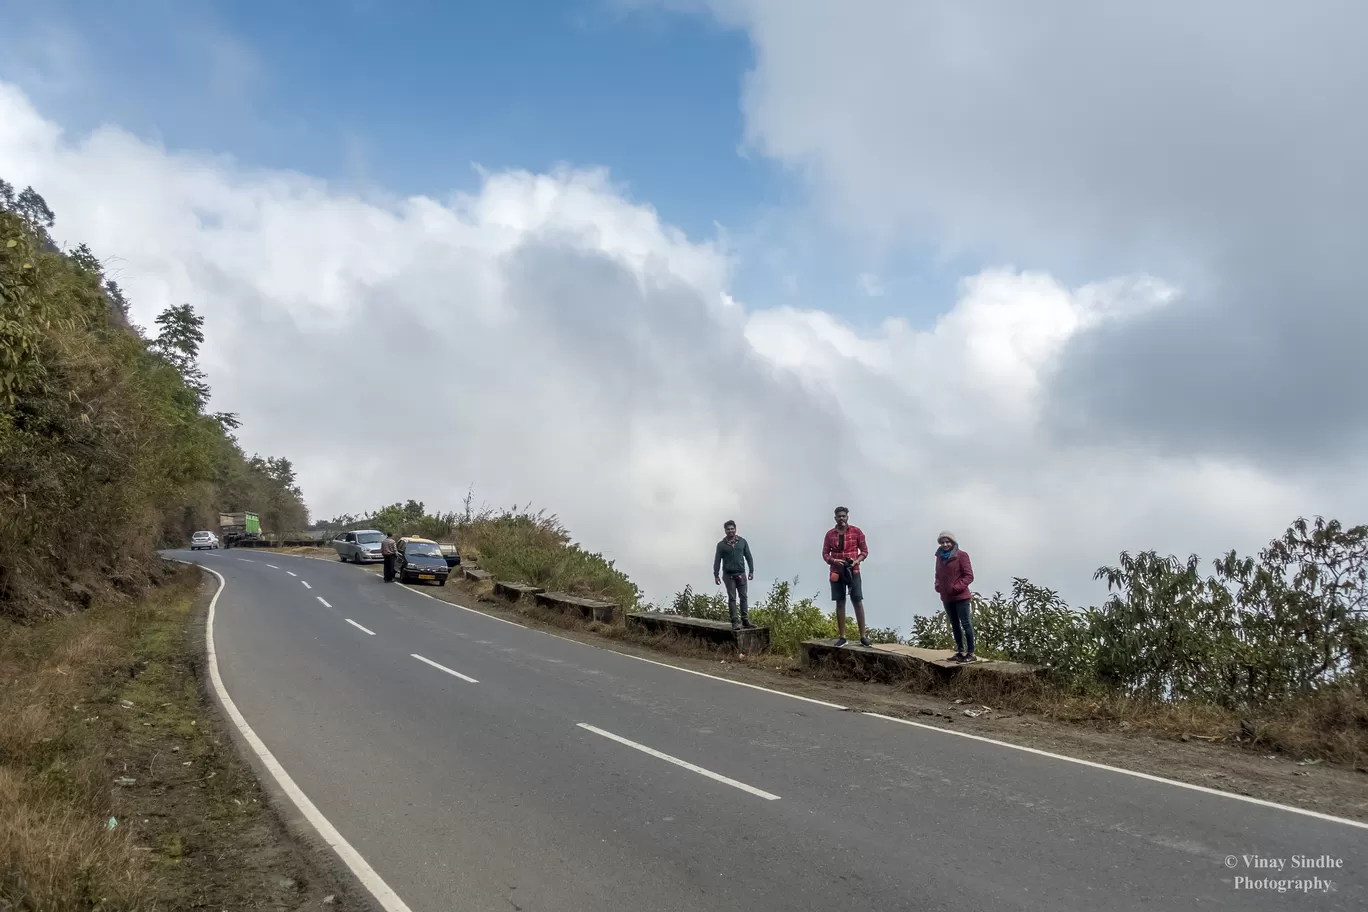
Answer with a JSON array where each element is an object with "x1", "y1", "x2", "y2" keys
[
  {"x1": 0, "y1": 82, "x2": 1354, "y2": 631},
  {"x1": 686, "y1": 0, "x2": 1368, "y2": 464}
]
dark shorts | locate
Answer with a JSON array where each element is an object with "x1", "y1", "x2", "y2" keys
[{"x1": 830, "y1": 568, "x2": 864, "y2": 603}]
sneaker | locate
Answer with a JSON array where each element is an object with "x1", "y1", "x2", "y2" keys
[
  {"x1": 731, "y1": 624, "x2": 741, "y2": 632},
  {"x1": 961, "y1": 654, "x2": 978, "y2": 664},
  {"x1": 742, "y1": 620, "x2": 757, "y2": 629},
  {"x1": 859, "y1": 637, "x2": 872, "y2": 648},
  {"x1": 833, "y1": 637, "x2": 849, "y2": 648}
]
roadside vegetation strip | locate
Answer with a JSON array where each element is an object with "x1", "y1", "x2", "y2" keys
[{"x1": 0, "y1": 566, "x2": 352, "y2": 911}]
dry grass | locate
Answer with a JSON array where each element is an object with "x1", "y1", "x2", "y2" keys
[
  {"x1": 0, "y1": 565, "x2": 348, "y2": 911},
  {"x1": 0, "y1": 582, "x2": 152, "y2": 909}
]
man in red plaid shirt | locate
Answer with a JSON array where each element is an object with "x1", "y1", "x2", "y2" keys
[{"x1": 822, "y1": 506, "x2": 870, "y2": 647}]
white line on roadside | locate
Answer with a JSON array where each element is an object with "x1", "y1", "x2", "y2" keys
[
  {"x1": 862, "y1": 712, "x2": 1368, "y2": 831},
  {"x1": 179, "y1": 563, "x2": 416, "y2": 912},
  {"x1": 411, "y1": 653, "x2": 478, "y2": 683},
  {"x1": 393, "y1": 583, "x2": 845, "y2": 708},
  {"x1": 317, "y1": 596, "x2": 332, "y2": 608},
  {"x1": 287, "y1": 571, "x2": 297, "y2": 577},
  {"x1": 266, "y1": 564, "x2": 280, "y2": 569},
  {"x1": 236, "y1": 558, "x2": 253, "y2": 563},
  {"x1": 346, "y1": 619, "x2": 376, "y2": 636},
  {"x1": 301, "y1": 581, "x2": 311, "y2": 589},
  {"x1": 577, "y1": 723, "x2": 781, "y2": 801}
]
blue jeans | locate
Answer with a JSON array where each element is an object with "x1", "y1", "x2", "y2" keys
[{"x1": 944, "y1": 599, "x2": 974, "y2": 654}]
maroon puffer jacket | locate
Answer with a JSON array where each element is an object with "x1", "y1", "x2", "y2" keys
[{"x1": 934, "y1": 548, "x2": 974, "y2": 603}]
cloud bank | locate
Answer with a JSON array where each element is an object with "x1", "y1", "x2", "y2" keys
[{"x1": 1, "y1": 79, "x2": 1357, "y2": 628}]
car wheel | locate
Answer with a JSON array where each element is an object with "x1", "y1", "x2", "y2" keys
[
  {"x1": 438, "y1": 578, "x2": 446, "y2": 587},
  {"x1": 337, "y1": 552, "x2": 346, "y2": 561}
]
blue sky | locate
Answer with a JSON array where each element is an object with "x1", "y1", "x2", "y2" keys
[{"x1": 0, "y1": 0, "x2": 970, "y2": 327}]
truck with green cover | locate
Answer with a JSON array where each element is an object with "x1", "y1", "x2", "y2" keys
[{"x1": 218, "y1": 511, "x2": 261, "y2": 547}]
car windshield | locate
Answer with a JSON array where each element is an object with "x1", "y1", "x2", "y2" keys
[
  {"x1": 356, "y1": 533, "x2": 383, "y2": 544},
  {"x1": 193, "y1": 532, "x2": 211, "y2": 539},
  {"x1": 405, "y1": 543, "x2": 442, "y2": 557}
]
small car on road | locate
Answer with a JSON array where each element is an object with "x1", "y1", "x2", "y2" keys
[
  {"x1": 190, "y1": 530, "x2": 219, "y2": 550},
  {"x1": 395, "y1": 537, "x2": 450, "y2": 586},
  {"x1": 332, "y1": 529, "x2": 385, "y2": 564}
]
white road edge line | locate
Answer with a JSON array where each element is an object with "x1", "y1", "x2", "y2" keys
[
  {"x1": 328, "y1": 555, "x2": 1368, "y2": 827},
  {"x1": 577, "y1": 722, "x2": 781, "y2": 801},
  {"x1": 346, "y1": 618, "x2": 376, "y2": 636},
  {"x1": 862, "y1": 712, "x2": 1368, "y2": 831},
  {"x1": 301, "y1": 580, "x2": 311, "y2": 589},
  {"x1": 396, "y1": 586, "x2": 847, "y2": 709},
  {"x1": 178, "y1": 561, "x2": 416, "y2": 912},
  {"x1": 410, "y1": 653, "x2": 478, "y2": 683},
  {"x1": 317, "y1": 596, "x2": 333, "y2": 609}
]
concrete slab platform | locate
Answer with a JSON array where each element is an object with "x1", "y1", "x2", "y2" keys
[{"x1": 626, "y1": 612, "x2": 771, "y2": 653}]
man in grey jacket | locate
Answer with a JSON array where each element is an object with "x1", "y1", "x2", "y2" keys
[{"x1": 713, "y1": 520, "x2": 756, "y2": 631}]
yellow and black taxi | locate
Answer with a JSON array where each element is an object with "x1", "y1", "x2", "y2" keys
[{"x1": 394, "y1": 537, "x2": 450, "y2": 586}]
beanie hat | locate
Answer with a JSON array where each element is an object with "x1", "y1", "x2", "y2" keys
[{"x1": 938, "y1": 531, "x2": 957, "y2": 546}]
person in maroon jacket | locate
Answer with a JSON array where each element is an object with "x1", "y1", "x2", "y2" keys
[
  {"x1": 822, "y1": 506, "x2": 870, "y2": 647},
  {"x1": 934, "y1": 531, "x2": 976, "y2": 662}
]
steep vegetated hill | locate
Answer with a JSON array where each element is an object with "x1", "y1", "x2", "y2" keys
[{"x1": 0, "y1": 178, "x2": 307, "y2": 619}]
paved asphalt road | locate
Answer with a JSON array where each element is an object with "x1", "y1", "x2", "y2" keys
[{"x1": 170, "y1": 548, "x2": 1367, "y2": 912}]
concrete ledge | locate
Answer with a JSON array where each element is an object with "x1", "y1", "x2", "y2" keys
[
  {"x1": 626, "y1": 612, "x2": 771, "y2": 653},
  {"x1": 463, "y1": 567, "x2": 492, "y2": 582},
  {"x1": 493, "y1": 580, "x2": 545, "y2": 603},
  {"x1": 534, "y1": 592, "x2": 616, "y2": 624},
  {"x1": 800, "y1": 639, "x2": 1043, "y2": 682}
]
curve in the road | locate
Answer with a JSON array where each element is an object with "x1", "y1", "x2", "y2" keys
[{"x1": 180, "y1": 551, "x2": 1368, "y2": 912}]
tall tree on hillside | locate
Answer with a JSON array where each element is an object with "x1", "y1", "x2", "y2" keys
[
  {"x1": 150, "y1": 303, "x2": 210, "y2": 410},
  {"x1": 1, "y1": 182, "x2": 57, "y2": 247}
]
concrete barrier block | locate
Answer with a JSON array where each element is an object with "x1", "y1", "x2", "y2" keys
[
  {"x1": 493, "y1": 580, "x2": 545, "y2": 603},
  {"x1": 534, "y1": 592, "x2": 617, "y2": 624},
  {"x1": 626, "y1": 612, "x2": 771, "y2": 653}
]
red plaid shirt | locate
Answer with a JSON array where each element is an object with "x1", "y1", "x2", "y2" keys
[{"x1": 822, "y1": 525, "x2": 868, "y2": 572}]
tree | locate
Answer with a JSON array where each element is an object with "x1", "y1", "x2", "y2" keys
[{"x1": 150, "y1": 303, "x2": 210, "y2": 410}]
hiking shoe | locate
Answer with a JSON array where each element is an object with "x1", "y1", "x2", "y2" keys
[
  {"x1": 742, "y1": 621, "x2": 757, "y2": 629},
  {"x1": 859, "y1": 637, "x2": 873, "y2": 648},
  {"x1": 833, "y1": 637, "x2": 849, "y2": 648},
  {"x1": 731, "y1": 624, "x2": 741, "y2": 632},
  {"x1": 960, "y1": 654, "x2": 977, "y2": 664}
]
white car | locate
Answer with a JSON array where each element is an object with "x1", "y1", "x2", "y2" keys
[
  {"x1": 190, "y1": 530, "x2": 220, "y2": 550},
  {"x1": 332, "y1": 529, "x2": 385, "y2": 563}
]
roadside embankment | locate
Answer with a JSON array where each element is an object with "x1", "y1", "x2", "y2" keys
[{"x1": 0, "y1": 565, "x2": 354, "y2": 911}]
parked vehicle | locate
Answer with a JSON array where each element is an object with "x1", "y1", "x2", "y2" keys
[
  {"x1": 332, "y1": 529, "x2": 385, "y2": 564},
  {"x1": 439, "y1": 542, "x2": 462, "y2": 568},
  {"x1": 395, "y1": 537, "x2": 450, "y2": 585},
  {"x1": 190, "y1": 530, "x2": 219, "y2": 550},
  {"x1": 218, "y1": 511, "x2": 261, "y2": 548}
]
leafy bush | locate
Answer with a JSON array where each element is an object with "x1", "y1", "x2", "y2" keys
[
  {"x1": 665, "y1": 578, "x2": 897, "y2": 656},
  {"x1": 456, "y1": 504, "x2": 640, "y2": 609},
  {"x1": 909, "y1": 516, "x2": 1368, "y2": 709}
]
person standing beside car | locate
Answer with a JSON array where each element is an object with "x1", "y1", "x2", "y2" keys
[
  {"x1": 381, "y1": 531, "x2": 398, "y2": 582},
  {"x1": 934, "y1": 531, "x2": 976, "y2": 663},
  {"x1": 713, "y1": 520, "x2": 755, "y2": 631}
]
